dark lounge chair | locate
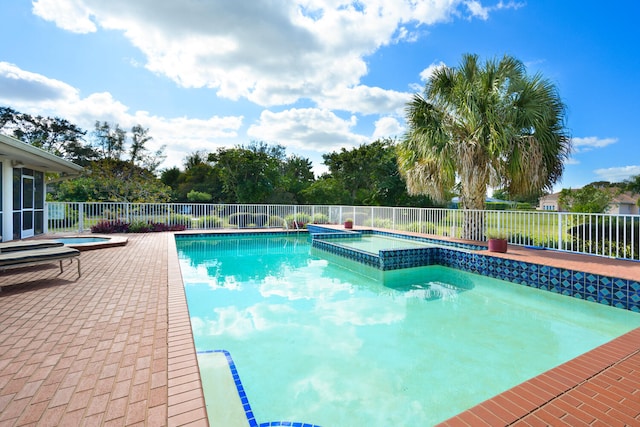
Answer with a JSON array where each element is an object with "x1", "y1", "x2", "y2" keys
[
  {"x1": 0, "y1": 245, "x2": 81, "y2": 287},
  {"x1": 0, "y1": 239, "x2": 64, "y2": 253}
]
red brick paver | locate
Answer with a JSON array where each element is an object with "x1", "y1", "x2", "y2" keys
[
  {"x1": 1, "y1": 231, "x2": 639, "y2": 426},
  {"x1": 0, "y1": 233, "x2": 206, "y2": 426}
]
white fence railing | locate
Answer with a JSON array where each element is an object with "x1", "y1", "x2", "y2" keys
[{"x1": 45, "y1": 202, "x2": 640, "y2": 261}]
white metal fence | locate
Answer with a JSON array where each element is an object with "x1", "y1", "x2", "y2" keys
[{"x1": 46, "y1": 202, "x2": 640, "y2": 261}]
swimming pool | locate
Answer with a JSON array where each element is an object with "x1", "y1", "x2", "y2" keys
[{"x1": 176, "y1": 233, "x2": 640, "y2": 426}]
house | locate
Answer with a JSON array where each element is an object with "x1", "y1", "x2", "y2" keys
[
  {"x1": 538, "y1": 192, "x2": 561, "y2": 211},
  {"x1": 537, "y1": 190, "x2": 640, "y2": 214},
  {"x1": 1, "y1": 133, "x2": 83, "y2": 241}
]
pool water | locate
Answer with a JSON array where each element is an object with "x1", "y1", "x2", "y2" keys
[
  {"x1": 322, "y1": 234, "x2": 434, "y2": 254},
  {"x1": 177, "y1": 234, "x2": 640, "y2": 426},
  {"x1": 55, "y1": 237, "x2": 110, "y2": 244}
]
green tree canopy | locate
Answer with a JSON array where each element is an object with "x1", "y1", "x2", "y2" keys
[
  {"x1": 398, "y1": 54, "x2": 571, "y2": 237},
  {"x1": 321, "y1": 139, "x2": 435, "y2": 206},
  {"x1": 0, "y1": 106, "x2": 97, "y2": 165},
  {"x1": 558, "y1": 185, "x2": 614, "y2": 213},
  {"x1": 53, "y1": 159, "x2": 172, "y2": 202}
]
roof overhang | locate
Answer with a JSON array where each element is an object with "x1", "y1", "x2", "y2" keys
[{"x1": 0, "y1": 133, "x2": 83, "y2": 176}]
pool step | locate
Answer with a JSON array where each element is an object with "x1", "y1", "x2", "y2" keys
[{"x1": 197, "y1": 351, "x2": 252, "y2": 427}]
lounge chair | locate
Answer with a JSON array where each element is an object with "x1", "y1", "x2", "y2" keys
[
  {"x1": 0, "y1": 239, "x2": 64, "y2": 253},
  {"x1": 0, "y1": 245, "x2": 81, "y2": 284}
]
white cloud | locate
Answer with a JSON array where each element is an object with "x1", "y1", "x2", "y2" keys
[
  {"x1": 0, "y1": 62, "x2": 78, "y2": 103},
  {"x1": 572, "y1": 136, "x2": 618, "y2": 152},
  {"x1": 373, "y1": 116, "x2": 404, "y2": 139},
  {"x1": 564, "y1": 157, "x2": 580, "y2": 165},
  {"x1": 594, "y1": 165, "x2": 640, "y2": 182},
  {"x1": 316, "y1": 85, "x2": 412, "y2": 115},
  {"x1": 31, "y1": 0, "x2": 497, "y2": 109},
  {"x1": 419, "y1": 61, "x2": 447, "y2": 83},
  {"x1": 465, "y1": 1, "x2": 490, "y2": 20},
  {"x1": 0, "y1": 63, "x2": 243, "y2": 169},
  {"x1": 465, "y1": 0, "x2": 525, "y2": 20},
  {"x1": 32, "y1": 0, "x2": 97, "y2": 33},
  {"x1": 247, "y1": 108, "x2": 369, "y2": 152}
]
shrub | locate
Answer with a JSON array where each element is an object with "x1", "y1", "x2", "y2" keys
[
  {"x1": 371, "y1": 218, "x2": 393, "y2": 229},
  {"x1": 284, "y1": 213, "x2": 311, "y2": 229},
  {"x1": 228, "y1": 212, "x2": 254, "y2": 228},
  {"x1": 253, "y1": 214, "x2": 269, "y2": 227},
  {"x1": 267, "y1": 215, "x2": 286, "y2": 228},
  {"x1": 186, "y1": 190, "x2": 212, "y2": 202},
  {"x1": 200, "y1": 215, "x2": 223, "y2": 228},
  {"x1": 90, "y1": 220, "x2": 185, "y2": 233},
  {"x1": 312, "y1": 213, "x2": 330, "y2": 224},
  {"x1": 128, "y1": 220, "x2": 152, "y2": 233},
  {"x1": 91, "y1": 220, "x2": 129, "y2": 233},
  {"x1": 169, "y1": 214, "x2": 192, "y2": 228}
]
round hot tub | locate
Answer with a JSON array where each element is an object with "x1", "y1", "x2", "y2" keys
[{"x1": 53, "y1": 235, "x2": 128, "y2": 251}]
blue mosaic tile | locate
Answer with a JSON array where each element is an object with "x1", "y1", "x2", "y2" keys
[
  {"x1": 613, "y1": 300, "x2": 627, "y2": 309},
  {"x1": 560, "y1": 269, "x2": 571, "y2": 291},
  {"x1": 585, "y1": 282, "x2": 597, "y2": 296},
  {"x1": 311, "y1": 230, "x2": 637, "y2": 313},
  {"x1": 585, "y1": 273, "x2": 598, "y2": 289},
  {"x1": 539, "y1": 273, "x2": 548, "y2": 286}
]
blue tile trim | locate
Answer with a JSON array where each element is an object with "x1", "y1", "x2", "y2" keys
[
  {"x1": 176, "y1": 231, "x2": 309, "y2": 239},
  {"x1": 197, "y1": 350, "x2": 322, "y2": 427}
]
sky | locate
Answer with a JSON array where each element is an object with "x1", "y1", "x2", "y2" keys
[{"x1": 0, "y1": 0, "x2": 639, "y2": 192}]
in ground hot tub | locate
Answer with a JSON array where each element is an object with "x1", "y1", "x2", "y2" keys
[{"x1": 53, "y1": 235, "x2": 128, "y2": 251}]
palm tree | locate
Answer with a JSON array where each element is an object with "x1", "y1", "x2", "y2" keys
[{"x1": 398, "y1": 54, "x2": 571, "y2": 239}]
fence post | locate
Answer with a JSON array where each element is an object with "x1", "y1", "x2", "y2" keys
[
  {"x1": 393, "y1": 207, "x2": 396, "y2": 230},
  {"x1": 78, "y1": 203, "x2": 84, "y2": 233},
  {"x1": 557, "y1": 212, "x2": 563, "y2": 251}
]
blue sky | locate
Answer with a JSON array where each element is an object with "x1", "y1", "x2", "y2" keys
[{"x1": 1, "y1": 0, "x2": 638, "y2": 192}]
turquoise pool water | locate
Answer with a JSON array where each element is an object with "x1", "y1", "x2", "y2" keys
[
  {"x1": 323, "y1": 234, "x2": 434, "y2": 254},
  {"x1": 176, "y1": 234, "x2": 640, "y2": 426},
  {"x1": 55, "y1": 237, "x2": 110, "y2": 244}
]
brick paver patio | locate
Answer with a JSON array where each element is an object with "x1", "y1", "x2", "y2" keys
[{"x1": 0, "y1": 231, "x2": 639, "y2": 426}]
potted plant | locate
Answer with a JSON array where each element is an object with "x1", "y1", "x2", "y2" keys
[
  {"x1": 344, "y1": 218, "x2": 353, "y2": 229},
  {"x1": 487, "y1": 231, "x2": 508, "y2": 253}
]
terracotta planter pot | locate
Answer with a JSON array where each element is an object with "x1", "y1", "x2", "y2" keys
[{"x1": 488, "y1": 238, "x2": 508, "y2": 253}]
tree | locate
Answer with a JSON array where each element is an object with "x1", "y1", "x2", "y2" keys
[
  {"x1": 0, "y1": 106, "x2": 97, "y2": 165},
  {"x1": 322, "y1": 139, "x2": 435, "y2": 206},
  {"x1": 209, "y1": 144, "x2": 283, "y2": 203},
  {"x1": 93, "y1": 121, "x2": 126, "y2": 160},
  {"x1": 275, "y1": 155, "x2": 315, "y2": 203},
  {"x1": 129, "y1": 124, "x2": 166, "y2": 173},
  {"x1": 398, "y1": 54, "x2": 570, "y2": 238},
  {"x1": 559, "y1": 185, "x2": 614, "y2": 213},
  {"x1": 53, "y1": 159, "x2": 172, "y2": 202},
  {"x1": 622, "y1": 175, "x2": 640, "y2": 194},
  {"x1": 171, "y1": 152, "x2": 220, "y2": 202},
  {"x1": 300, "y1": 176, "x2": 350, "y2": 205}
]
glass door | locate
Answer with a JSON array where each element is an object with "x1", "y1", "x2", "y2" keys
[{"x1": 22, "y1": 175, "x2": 34, "y2": 238}]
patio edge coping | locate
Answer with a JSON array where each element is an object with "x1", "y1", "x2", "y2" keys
[{"x1": 167, "y1": 233, "x2": 209, "y2": 426}]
